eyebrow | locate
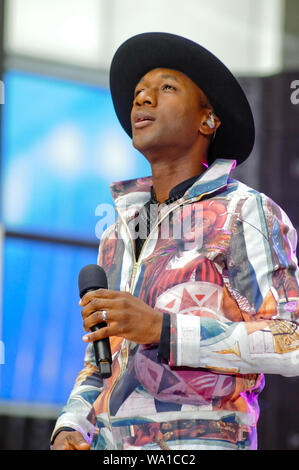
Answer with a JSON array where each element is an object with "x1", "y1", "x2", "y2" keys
[
  {"x1": 138, "y1": 73, "x2": 179, "y2": 85},
  {"x1": 160, "y1": 74, "x2": 179, "y2": 82}
]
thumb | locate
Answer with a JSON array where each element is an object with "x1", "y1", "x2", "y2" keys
[{"x1": 72, "y1": 433, "x2": 91, "y2": 450}]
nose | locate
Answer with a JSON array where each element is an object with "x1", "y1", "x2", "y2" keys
[{"x1": 134, "y1": 88, "x2": 157, "y2": 107}]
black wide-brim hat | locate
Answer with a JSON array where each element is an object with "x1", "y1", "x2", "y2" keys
[{"x1": 109, "y1": 32, "x2": 255, "y2": 165}]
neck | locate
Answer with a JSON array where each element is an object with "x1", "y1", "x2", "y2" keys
[
  {"x1": 137, "y1": 136, "x2": 211, "y2": 203},
  {"x1": 150, "y1": 155, "x2": 207, "y2": 203}
]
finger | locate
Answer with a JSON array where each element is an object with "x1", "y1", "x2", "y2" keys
[
  {"x1": 82, "y1": 324, "x2": 117, "y2": 343},
  {"x1": 64, "y1": 435, "x2": 78, "y2": 450},
  {"x1": 81, "y1": 298, "x2": 115, "y2": 319},
  {"x1": 83, "y1": 310, "x2": 113, "y2": 332},
  {"x1": 79, "y1": 289, "x2": 119, "y2": 306},
  {"x1": 73, "y1": 439, "x2": 90, "y2": 450},
  {"x1": 76, "y1": 441, "x2": 90, "y2": 450},
  {"x1": 67, "y1": 433, "x2": 90, "y2": 450},
  {"x1": 52, "y1": 431, "x2": 74, "y2": 450},
  {"x1": 54, "y1": 440, "x2": 70, "y2": 450}
]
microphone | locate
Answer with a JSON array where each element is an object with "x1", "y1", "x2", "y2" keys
[{"x1": 78, "y1": 264, "x2": 112, "y2": 378}]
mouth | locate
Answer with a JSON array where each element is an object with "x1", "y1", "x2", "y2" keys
[{"x1": 133, "y1": 112, "x2": 155, "y2": 129}]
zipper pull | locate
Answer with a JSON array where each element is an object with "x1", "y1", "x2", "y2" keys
[{"x1": 130, "y1": 262, "x2": 138, "y2": 292}]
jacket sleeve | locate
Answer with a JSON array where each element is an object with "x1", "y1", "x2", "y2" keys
[
  {"x1": 168, "y1": 192, "x2": 299, "y2": 376},
  {"x1": 50, "y1": 342, "x2": 103, "y2": 444},
  {"x1": 50, "y1": 232, "x2": 113, "y2": 445}
]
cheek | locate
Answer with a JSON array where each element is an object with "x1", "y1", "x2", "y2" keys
[
  {"x1": 160, "y1": 106, "x2": 192, "y2": 132},
  {"x1": 169, "y1": 100, "x2": 199, "y2": 127},
  {"x1": 168, "y1": 111, "x2": 199, "y2": 139}
]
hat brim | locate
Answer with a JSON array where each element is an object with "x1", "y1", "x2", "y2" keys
[{"x1": 109, "y1": 32, "x2": 255, "y2": 165}]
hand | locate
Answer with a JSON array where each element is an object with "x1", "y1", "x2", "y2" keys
[
  {"x1": 52, "y1": 430, "x2": 90, "y2": 450},
  {"x1": 80, "y1": 289, "x2": 163, "y2": 345}
]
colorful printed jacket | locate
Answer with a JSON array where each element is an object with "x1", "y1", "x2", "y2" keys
[{"x1": 51, "y1": 159, "x2": 299, "y2": 450}]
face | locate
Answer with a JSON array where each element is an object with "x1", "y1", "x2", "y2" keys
[{"x1": 130, "y1": 68, "x2": 210, "y2": 157}]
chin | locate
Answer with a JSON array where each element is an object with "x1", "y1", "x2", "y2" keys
[
  {"x1": 132, "y1": 134, "x2": 156, "y2": 154},
  {"x1": 133, "y1": 128, "x2": 169, "y2": 149}
]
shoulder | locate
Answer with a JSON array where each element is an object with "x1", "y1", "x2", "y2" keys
[
  {"x1": 225, "y1": 178, "x2": 297, "y2": 243},
  {"x1": 226, "y1": 178, "x2": 288, "y2": 215}
]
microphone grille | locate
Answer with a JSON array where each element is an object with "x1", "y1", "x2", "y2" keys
[{"x1": 78, "y1": 264, "x2": 108, "y2": 298}]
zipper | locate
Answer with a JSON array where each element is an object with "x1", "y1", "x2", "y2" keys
[
  {"x1": 130, "y1": 261, "x2": 139, "y2": 293},
  {"x1": 105, "y1": 184, "x2": 227, "y2": 441}
]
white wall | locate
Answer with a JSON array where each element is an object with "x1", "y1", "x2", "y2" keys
[
  {"x1": 111, "y1": 0, "x2": 285, "y2": 75},
  {"x1": 5, "y1": 0, "x2": 106, "y2": 67},
  {"x1": 5, "y1": 0, "x2": 285, "y2": 75}
]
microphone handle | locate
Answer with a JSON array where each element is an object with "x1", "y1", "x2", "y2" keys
[
  {"x1": 91, "y1": 322, "x2": 112, "y2": 379},
  {"x1": 82, "y1": 287, "x2": 112, "y2": 379}
]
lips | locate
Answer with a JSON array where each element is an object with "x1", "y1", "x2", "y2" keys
[{"x1": 133, "y1": 112, "x2": 155, "y2": 129}]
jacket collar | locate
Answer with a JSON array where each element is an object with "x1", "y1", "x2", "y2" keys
[{"x1": 110, "y1": 158, "x2": 236, "y2": 209}]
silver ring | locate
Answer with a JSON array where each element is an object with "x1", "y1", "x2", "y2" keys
[{"x1": 102, "y1": 310, "x2": 107, "y2": 322}]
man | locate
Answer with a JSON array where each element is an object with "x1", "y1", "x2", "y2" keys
[{"x1": 51, "y1": 32, "x2": 299, "y2": 450}]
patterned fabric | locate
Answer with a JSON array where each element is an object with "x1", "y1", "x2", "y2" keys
[{"x1": 51, "y1": 158, "x2": 299, "y2": 450}]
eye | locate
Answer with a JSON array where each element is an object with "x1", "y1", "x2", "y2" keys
[
  {"x1": 134, "y1": 88, "x2": 143, "y2": 98},
  {"x1": 162, "y1": 83, "x2": 176, "y2": 91}
]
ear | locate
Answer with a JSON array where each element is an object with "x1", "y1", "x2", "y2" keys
[{"x1": 198, "y1": 111, "x2": 221, "y2": 136}]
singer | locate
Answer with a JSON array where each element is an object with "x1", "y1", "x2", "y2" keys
[{"x1": 51, "y1": 33, "x2": 299, "y2": 450}]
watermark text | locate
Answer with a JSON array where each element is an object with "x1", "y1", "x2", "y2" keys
[
  {"x1": 95, "y1": 202, "x2": 204, "y2": 251},
  {"x1": 0, "y1": 340, "x2": 4, "y2": 364},
  {"x1": 290, "y1": 80, "x2": 299, "y2": 105},
  {"x1": 0, "y1": 80, "x2": 4, "y2": 105}
]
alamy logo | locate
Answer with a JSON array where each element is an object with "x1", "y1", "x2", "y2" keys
[
  {"x1": 290, "y1": 80, "x2": 299, "y2": 105},
  {"x1": 94, "y1": 202, "x2": 204, "y2": 251},
  {"x1": 0, "y1": 80, "x2": 4, "y2": 105},
  {"x1": 0, "y1": 340, "x2": 4, "y2": 364}
]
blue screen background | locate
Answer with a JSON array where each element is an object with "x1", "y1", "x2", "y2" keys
[{"x1": 0, "y1": 70, "x2": 151, "y2": 406}]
